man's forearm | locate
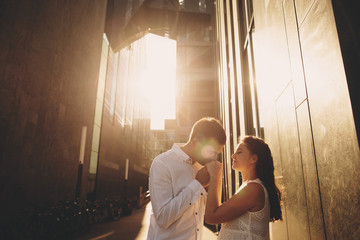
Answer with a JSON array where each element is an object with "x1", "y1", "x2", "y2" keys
[{"x1": 151, "y1": 179, "x2": 205, "y2": 229}]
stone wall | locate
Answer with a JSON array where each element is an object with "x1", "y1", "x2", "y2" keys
[
  {"x1": 0, "y1": 0, "x2": 107, "y2": 213},
  {"x1": 251, "y1": 0, "x2": 360, "y2": 239}
]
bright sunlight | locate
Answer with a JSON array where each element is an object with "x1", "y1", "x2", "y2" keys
[{"x1": 138, "y1": 34, "x2": 177, "y2": 130}]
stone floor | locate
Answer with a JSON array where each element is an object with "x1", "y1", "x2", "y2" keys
[{"x1": 75, "y1": 202, "x2": 218, "y2": 240}]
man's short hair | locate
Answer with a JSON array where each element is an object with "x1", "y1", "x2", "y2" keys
[{"x1": 189, "y1": 117, "x2": 226, "y2": 145}]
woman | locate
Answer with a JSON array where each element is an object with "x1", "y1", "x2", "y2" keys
[{"x1": 205, "y1": 136, "x2": 282, "y2": 240}]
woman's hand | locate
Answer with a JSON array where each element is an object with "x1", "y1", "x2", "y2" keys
[{"x1": 206, "y1": 160, "x2": 223, "y2": 179}]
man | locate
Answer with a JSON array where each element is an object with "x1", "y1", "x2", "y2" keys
[{"x1": 147, "y1": 117, "x2": 226, "y2": 240}]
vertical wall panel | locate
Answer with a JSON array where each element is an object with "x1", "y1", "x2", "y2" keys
[
  {"x1": 296, "y1": 100, "x2": 326, "y2": 240},
  {"x1": 299, "y1": 0, "x2": 360, "y2": 239},
  {"x1": 262, "y1": 104, "x2": 289, "y2": 240},
  {"x1": 276, "y1": 85, "x2": 310, "y2": 240},
  {"x1": 216, "y1": 0, "x2": 233, "y2": 197},
  {"x1": 231, "y1": 0, "x2": 246, "y2": 138},
  {"x1": 252, "y1": 0, "x2": 292, "y2": 104},
  {"x1": 225, "y1": 0, "x2": 238, "y2": 149},
  {"x1": 294, "y1": 0, "x2": 315, "y2": 27},
  {"x1": 217, "y1": 0, "x2": 360, "y2": 238},
  {"x1": 253, "y1": 1, "x2": 311, "y2": 237},
  {"x1": 283, "y1": 0, "x2": 307, "y2": 106}
]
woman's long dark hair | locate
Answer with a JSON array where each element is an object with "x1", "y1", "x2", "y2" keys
[{"x1": 243, "y1": 136, "x2": 282, "y2": 222}]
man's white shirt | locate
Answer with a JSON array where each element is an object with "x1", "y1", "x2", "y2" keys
[{"x1": 147, "y1": 144, "x2": 207, "y2": 240}]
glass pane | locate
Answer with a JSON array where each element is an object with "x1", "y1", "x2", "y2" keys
[
  {"x1": 94, "y1": 99, "x2": 103, "y2": 126},
  {"x1": 247, "y1": 0, "x2": 253, "y2": 24},
  {"x1": 89, "y1": 151, "x2": 98, "y2": 174},
  {"x1": 115, "y1": 49, "x2": 129, "y2": 126},
  {"x1": 91, "y1": 124, "x2": 100, "y2": 151}
]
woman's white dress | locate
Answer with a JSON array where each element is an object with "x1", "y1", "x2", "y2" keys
[{"x1": 218, "y1": 178, "x2": 270, "y2": 240}]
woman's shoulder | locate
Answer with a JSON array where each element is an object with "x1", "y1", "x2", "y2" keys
[
  {"x1": 242, "y1": 181, "x2": 265, "y2": 196},
  {"x1": 242, "y1": 180, "x2": 266, "y2": 212},
  {"x1": 244, "y1": 178, "x2": 267, "y2": 191},
  {"x1": 232, "y1": 180, "x2": 264, "y2": 203}
]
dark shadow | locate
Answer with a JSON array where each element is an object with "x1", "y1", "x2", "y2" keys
[
  {"x1": 75, "y1": 203, "x2": 148, "y2": 240},
  {"x1": 332, "y1": 0, "x2": 360, "y2": 145},
  {"x1": 204, "y1": 222, "x2": 219, "y2": 234}
]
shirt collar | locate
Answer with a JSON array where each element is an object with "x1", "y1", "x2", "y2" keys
[{"x1": 171, "y1": 143, "x2": 193, "y2": 165}]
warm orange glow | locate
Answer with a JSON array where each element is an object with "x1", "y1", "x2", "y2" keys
[{"x1": 137, "y1": 33, "x2": 177, "y2": 130}]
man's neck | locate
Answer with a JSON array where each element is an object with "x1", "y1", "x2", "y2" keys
[
  {"x1": 180, "y1": 142, "x2": 192, "y2": 159},
  {"x1": 181, "y1": 142, "x2": 200, "y2": 167}
]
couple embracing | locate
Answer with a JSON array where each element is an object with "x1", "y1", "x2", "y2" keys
[{"x1": 147, "y1": 117, "x2": 282, "y2": 240}]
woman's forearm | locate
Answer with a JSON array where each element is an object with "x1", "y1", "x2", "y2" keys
[{"x1": 205, "y1": 175, "x2": 222, "y2": 224}]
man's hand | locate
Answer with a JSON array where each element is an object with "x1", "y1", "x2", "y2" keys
[
  {"x1": 206, "y1": 161, "x2": 223, "y2": 179},
  {"x1": 195, "y1": 166, "x2": 210, "y2": 188}
]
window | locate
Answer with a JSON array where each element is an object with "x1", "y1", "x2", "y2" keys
[{"x1": 239, "y1": 0, "x2": 263, "y2": 138}]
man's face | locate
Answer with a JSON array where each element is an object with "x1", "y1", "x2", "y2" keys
[{"x1": 194, "y1": 138, "x2": 224, "y2": 166}]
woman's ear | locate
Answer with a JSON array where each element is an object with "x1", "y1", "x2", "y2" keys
[{"x1": 251, "y1": 154, "x2": 258, "y2": 164}]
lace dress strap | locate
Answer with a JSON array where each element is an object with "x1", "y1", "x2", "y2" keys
[{"x1": 245, "y1": 179, "x2": 268, "y2": 196}]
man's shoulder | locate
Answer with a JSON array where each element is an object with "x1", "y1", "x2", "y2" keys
[
  {"x1": 149, "y1": 149, "x2": 176, "y2": 174},
  {"x1": 153, "y1": 148, "x2": 175, "y2": 163}
]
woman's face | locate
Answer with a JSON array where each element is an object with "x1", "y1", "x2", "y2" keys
[{"x1": 231, "y1": 142, "x2": 255, "y2": 171}]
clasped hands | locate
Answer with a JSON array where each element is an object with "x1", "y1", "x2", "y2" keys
[{"x1": 195, "y1": 160, "x2": 223, "y2": 188}]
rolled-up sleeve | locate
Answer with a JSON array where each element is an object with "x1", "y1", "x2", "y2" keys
[{"x1": 149, "y1": 161, "x2": 205, "y2": 229}]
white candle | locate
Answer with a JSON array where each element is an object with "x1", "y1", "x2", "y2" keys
[
  {"x1": 78, "y1": 126, "x2": 87, "y2": 164},
  {"x1": 125, "y1": 159, "x2": 129, "y2": 180}
]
